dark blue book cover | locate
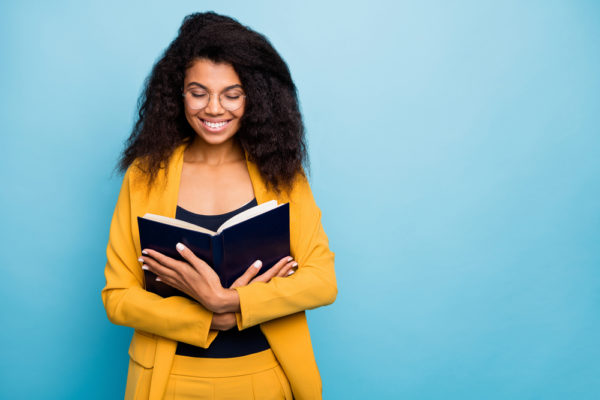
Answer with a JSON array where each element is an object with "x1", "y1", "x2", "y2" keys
[{"x1": 137, "y1": 202, "x2": 290, "y2": 298}]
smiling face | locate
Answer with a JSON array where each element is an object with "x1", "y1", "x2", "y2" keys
[{"x1": 183, "y1": 59, "x2": 245, "y2": 146}]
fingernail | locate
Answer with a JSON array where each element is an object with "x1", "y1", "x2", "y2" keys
[
  {"x1": 142, "y1": 265, "x2": 149, "y2": 270},
  {"x1": 176, "y1": 243, "x2": 185, "y2": 251},
  {"x1": 253, "y1": 260, "x2": 263, "y2": 269},
  {"x1": 287, "y1": 270, "x2": 295, "y2": 276},
  {"x1": 287, "y1": 256, "x2": 293, "y2": 262},
  {"x1": 292, "y1": 262, "x2": 298, "y2": 268},
  {"x1": 142, "y1": 250, "x2": 148, "y2": 255},
  {"x1": 138, "y1": 257, "x2": 144, "y2": 263},
  {"x1": 156, "y1": 277, "x2": 162, "y2": 281}
]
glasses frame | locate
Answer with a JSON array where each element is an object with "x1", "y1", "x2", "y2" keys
[{"x1": 182, "y1": 89, "x2": 246, "y2": 112}]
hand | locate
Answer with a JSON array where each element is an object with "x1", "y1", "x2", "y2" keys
[
  {"x1": 141, "y1": 244, "x2": 298, "y2": 314},
  {"x1": 140, "y1": 243, "x2": 232, "y2": 313},
  {"x1": 209, "y1": 256, "x2": 298, "y2": 331},
  {"x1": 230, "y1": 256, "x2": 298, "y2": 288}
]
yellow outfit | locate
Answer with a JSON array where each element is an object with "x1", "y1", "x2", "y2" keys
[
  {"x1": 163, "y1": 349, "x2": 292, "y2": 400},
  {"x1": 102, "y1": 144, "x2": 337, "y2": 399}
]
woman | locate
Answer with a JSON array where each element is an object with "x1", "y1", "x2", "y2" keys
[{"x1": 102, "y1": 12, "x2": 337, "y2": 400}]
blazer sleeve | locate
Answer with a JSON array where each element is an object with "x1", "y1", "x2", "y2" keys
[
  {"x1": 101, "y1": 166, "x2": 218, "y2": 348},
  {"x1": 234, "y1": 175, "x2": 337, "y2": 329}
]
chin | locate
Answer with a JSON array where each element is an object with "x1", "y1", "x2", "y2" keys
[{"x1": 198, "y1": 135, "x2": 234, "y2": 146}]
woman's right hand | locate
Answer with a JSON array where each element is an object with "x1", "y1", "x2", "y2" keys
[{"x1": 211, "y1": 256, "x2": 298, "y2": 330}]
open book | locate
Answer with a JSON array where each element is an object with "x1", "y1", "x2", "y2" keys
[{"x1": 138, "y1": 200, "x2": 290, "y2": 298}]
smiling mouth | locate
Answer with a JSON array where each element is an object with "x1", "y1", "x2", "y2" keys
[{"x1": 201, "y1": 119, "x2": 231, "y2": 131}]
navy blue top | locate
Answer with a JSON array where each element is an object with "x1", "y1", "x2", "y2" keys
[{"x1": 174, "y1": 198, "x2": 271, "y2": 358}]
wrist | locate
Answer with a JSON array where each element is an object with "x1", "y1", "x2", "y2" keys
[
  {"x1": 212, "y1": 288, "x2": 240, "y2": 313},
  {"x1": 211, "y1": 312, "x2": 237, "y2": 331}
]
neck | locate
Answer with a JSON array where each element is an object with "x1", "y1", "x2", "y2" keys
[{"x1": 185, "y1": 137, "x2": 244, "y2": 166}]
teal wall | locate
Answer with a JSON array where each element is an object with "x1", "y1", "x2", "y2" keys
[{"x1": 1, "y1": 1, "x2": 599, "y2": 398}]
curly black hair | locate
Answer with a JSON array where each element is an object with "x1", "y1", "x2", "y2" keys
[{"x1": 119, "y1": 12, "x2": 307, "y2": 192}]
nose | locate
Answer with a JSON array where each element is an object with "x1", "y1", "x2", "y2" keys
[{"x1": 205, "y1": 93, "x2": 224, "y2": 115}]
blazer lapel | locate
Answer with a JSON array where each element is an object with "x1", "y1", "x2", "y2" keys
[{"x1": 147, "y1": 145, "x2": 184, "y2": 400}]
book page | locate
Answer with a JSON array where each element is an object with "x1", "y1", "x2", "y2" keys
[
  {"x1": 216, "y1": 200, "x2": 280, "y2": 234},
  {"x1": 142, "y1": 213, "x2": 217, "y2": 235}
]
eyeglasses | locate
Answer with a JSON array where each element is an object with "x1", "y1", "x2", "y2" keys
[{"x1": 182, "y1": 88, "x2": 246, "y2": 112}]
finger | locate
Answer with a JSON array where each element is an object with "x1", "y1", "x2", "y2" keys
[
  {"x1": 276, "y1": 261, "x2": 298, "y2": 277},
  {"x1": 175, "y1": 243, "x2": 209, "y2": 272},
  {"x1": 253, "y1": 256, "x2": 293, "y2": 283},
  {"x1": 141, "y1": 255, "x2": 182, "y2": 282},
  {"x1": 230, "y1": 260, "x2": 263, "y2": 289},
  {"x1": 270, "y1": 256, "x2": 292, "y2": 273},
  {"x1": 277, "y1": 260, "x2": 298, "y2": 277},
  {"x1": 153, "y1": 273, "x2": 178, "y2": 289},
  {"x1": 143, "y1": 262, "x2": 194, "y2": 297},
  {"x1": 142, "y1": 249, "x2": 189, "y2": 276}
]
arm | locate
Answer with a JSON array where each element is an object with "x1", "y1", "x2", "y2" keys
[
  {"x1": 101, "y1": 167, "x2": 218, "y2": 348},
  {"x1": 204, "y1": 255, "x2": 298, "y2": 331},
  {"x1": 234, "y1": 175, "x2": 337, "y2": 329},
  {"x1": 140, "y1": 250, "x2": 298, "y2": 330}
]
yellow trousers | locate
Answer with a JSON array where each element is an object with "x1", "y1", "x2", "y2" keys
[{"x1": 126, "y1": 349, "x2": 292, "y2": 400}]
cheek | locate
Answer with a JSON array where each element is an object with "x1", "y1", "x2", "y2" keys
[
  {"x1": 233, "y1": 108, "x2": 245, "y2": 123},
  {"x1": 184, "y1": 108, "x2": 199, "y2": 125}
]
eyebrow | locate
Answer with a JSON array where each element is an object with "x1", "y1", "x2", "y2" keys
[{"x1": 186, "y1": 82, "x2": 243, "y2": 91}]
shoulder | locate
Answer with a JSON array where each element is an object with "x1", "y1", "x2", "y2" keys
[
  {"x1": 282, "y1": 171, "x2": 322, "y2": 222},
  {"x1": 267, "y1": 170, "x2": 314, "y2": 205},
  {"x1": 121, "y1": 152, "x2": 175, "y2": 195},
  {"x1": 119, "y1": 161, "x2": 149, "y2": 197},
  {"x1": 122, "y1": 144, "x2": 186, "y2": 192},
  {"x1": 288, "y1": 172, "x2": 315, "y2": 204}
]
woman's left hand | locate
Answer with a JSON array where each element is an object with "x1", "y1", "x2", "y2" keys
[
  {"x1": 209, "y1": 255, "x2": 298, "y2": 331},
  {"x1": 140, "y1": 243, "x2": 236, "y2": 313}
]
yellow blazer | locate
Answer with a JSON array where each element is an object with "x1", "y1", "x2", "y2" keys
[{"x1": 102, "y1": 144, "x2": 337, "y2": 400}]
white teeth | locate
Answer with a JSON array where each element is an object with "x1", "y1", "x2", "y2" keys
[{"x1": 204, "y1": 120, "x2": 228, "y2": 129}]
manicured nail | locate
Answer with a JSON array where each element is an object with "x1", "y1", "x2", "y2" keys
[
  {"x1": 292, "y1": 262, "x2": 298, "y2": 268},
  {"x1": 142, "y1": 250, "x2": 148, "y2": 255},
  {"x1": 176, "y1": 243, "x2": 185, "y2": 251},
  {"x1": 253, "y1": 260, "x2": 263, "y2": 269},
  {"x1": 156, "y1": 277, "x2": 162, "y2": 281},
  {"x1": 287, "y1": 256, "x2": 293, "y2": 262},
  {"x1": 287, "y1": 270, "x2": 295, "y2": 276},
  {"x1": 142, "y1": 265, "x2": 149, "y2": 270},
  {"x1": 138, "y1": 257, "x2": 144, "y2": 263}
]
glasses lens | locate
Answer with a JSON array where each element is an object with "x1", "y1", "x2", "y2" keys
[
  {"x1": 220, "y1": 91, "x2": 245, "y2": 111},
  {"x1": 184, "y1": 90, "x2": 245, "y2": 111},
  {"x1": 185, "y1": 91, "x2": 208, "y2": 110}
]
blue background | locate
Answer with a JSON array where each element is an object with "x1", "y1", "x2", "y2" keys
[{"x1": 1, "y1": 1, "x2": 599, "y2": 399}]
